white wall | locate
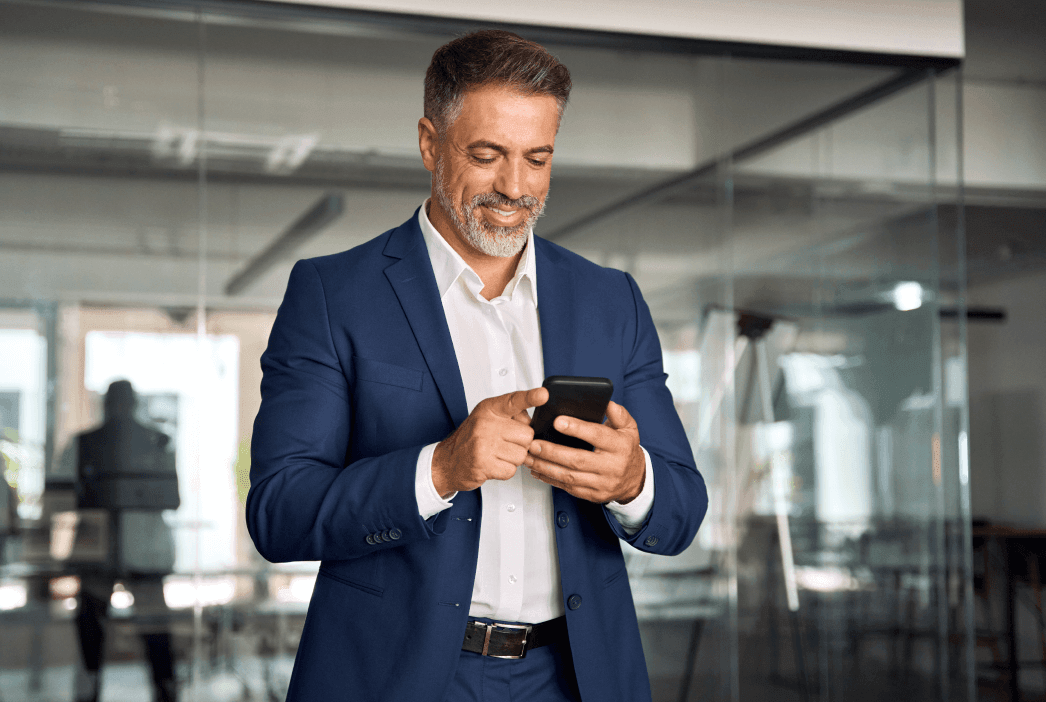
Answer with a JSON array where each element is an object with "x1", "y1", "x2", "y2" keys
[
  {"x1": 269, "y1": 0, "x2": 964, "y2": 58},
  {"x1": 967, "y1": 271, "x2": 1046, "y2": 526}
]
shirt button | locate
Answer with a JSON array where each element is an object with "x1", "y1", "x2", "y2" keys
[
  {"x1": 567, "y1": 594, "x2": 582, "y2": 610},
  {"x1": 556, "y1": 512, "x2": 569, "y2": 528},
  {"x1": 498, "y1": 368, "x2": 508, "y2": 377},
  {"x1": 506, "y1": 504, "x2": 516, "y2": 513},
  {"x1": 508, "y1": 575, "x2": 517, "y2": 584},
  {"x1": 644, "y1": 536, "x2": 659, "y2": 547}
]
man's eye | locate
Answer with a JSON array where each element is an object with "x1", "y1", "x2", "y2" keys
[
  {"x1": 472, "y1": 155, "x2": 496, "y2": 164},
  {"x1": 529, "y1": 159, "x2": 549, "y2": 167}
]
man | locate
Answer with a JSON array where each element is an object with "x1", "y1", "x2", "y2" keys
[
  {"x1": 248, "y1": 30, "x2": 707, "y2": 701},
  {"x1": 65, "y1": 380, "x2": 179, "y2": 702}
]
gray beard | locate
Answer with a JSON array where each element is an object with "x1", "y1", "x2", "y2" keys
[{"x1": 434, "y1": 158, "x2": 546, "y2": 258}]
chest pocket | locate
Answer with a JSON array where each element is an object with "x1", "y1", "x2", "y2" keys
[{"x1": 353, "y1": 356, "x2": 424, "y2": 392}]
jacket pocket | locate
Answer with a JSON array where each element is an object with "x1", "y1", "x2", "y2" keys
[
  {"x1": 353, "y1": 356, "x2": 424, "y2": 392},
  {"x1": 318, "y1": 567, "x2": 385, "y2": 597}
]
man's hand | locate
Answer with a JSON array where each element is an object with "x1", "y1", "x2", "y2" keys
[
  {"x1": 432, "y1": 387, "x2": 549, "y2": 498},
  {"x1": 525, "y1": 400, "x2": 645, "y2": 504}
]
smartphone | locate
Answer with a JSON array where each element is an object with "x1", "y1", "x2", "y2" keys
[{"x1": 530, "y1": 376, "x2": 614, "y2": 451}]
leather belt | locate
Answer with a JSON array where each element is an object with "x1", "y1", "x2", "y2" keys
[{"x1": 462, "y1": 616, "x2": 567, "y2": 659}]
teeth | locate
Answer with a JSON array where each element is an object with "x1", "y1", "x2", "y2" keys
[{"x1": 491, "y1": 207, "x2": 516, "y2": 216}]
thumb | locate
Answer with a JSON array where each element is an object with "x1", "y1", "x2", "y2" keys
[{"x1": 605, "y1": 400, "x2": 636, "y2": 431}]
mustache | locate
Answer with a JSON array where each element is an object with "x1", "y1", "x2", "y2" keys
[{"x1": 469, "y1": 191, "x2": 541, "y2": 212}]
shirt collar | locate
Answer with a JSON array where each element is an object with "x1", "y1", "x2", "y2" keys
[{"x1": 418, "y1": 199, "x2": 538, "y2": 306}]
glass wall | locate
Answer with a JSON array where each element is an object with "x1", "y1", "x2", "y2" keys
[{"x1": 0, "y1": 2, "x2": 970, "y2": 700}]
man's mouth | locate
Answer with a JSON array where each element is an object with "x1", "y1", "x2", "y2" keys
[{"x1": 480, "y1": 203, "x2": 527, "y2": 223}]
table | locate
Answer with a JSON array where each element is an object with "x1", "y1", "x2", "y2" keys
[{"x1": 972, "y1": 523, "x2": 1046, "y2": 702}]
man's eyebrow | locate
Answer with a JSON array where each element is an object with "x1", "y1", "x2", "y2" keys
[
  {"x1": 466, "y1": 141, "x2": 554, "y2": 156},
  {"x1": 467, "y1": 141, "x2": 507, "y2": 154}
]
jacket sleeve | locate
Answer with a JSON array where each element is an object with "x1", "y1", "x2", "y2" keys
[
  {"x1": 602, "y1": 271, "x2": 708, "y2": 555},
  {"x1": 246, "y1": 260, "x2": 448, "y2": 563}
]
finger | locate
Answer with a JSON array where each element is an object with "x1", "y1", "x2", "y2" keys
[
  {"x1": 604, "y1": 401, "x2": 637, "y2": 431},
  {"x1": 527, "y1": 456, "x2": 587, "y2": 489},
  {"x1": 496, "y1": 442, "x2": 530, "y2": 468},
  {"x1": 527, "y1": 440, "x2": 593, "y2": 472},
  {"x1": 511, "y1": 410, "x2": 532, "y2": 426},
  {"x1": 488, "y1": 460, "x2": 519, "y2": 482},
  {"x1": 528, "y1": 459, "x2": 599, "y2": 500},
  {"x1": 551, "y1": 415, "x2": 619, "y2": 450},
  {"x1": 491, "y1": 387, "x2": 548, "y2": 418},
  {"x1": 500, "y1": 419, "x2": 535, "y2": 447}
]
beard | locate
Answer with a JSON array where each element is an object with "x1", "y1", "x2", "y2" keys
[{"x1": 434, "y1": 158, "x2": 546, "y2": 258}]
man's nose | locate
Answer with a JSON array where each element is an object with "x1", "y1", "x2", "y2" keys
[{"x1": 493, "y1": 160, "x2": 526, "y2": 202}]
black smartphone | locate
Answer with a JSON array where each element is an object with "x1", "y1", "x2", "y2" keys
[{"x1": 530, "y1": 376, "x2": 614, "y2": 451}]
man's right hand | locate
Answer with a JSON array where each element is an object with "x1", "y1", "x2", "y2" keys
[{"x1": 431, "y1": 387, "x2": 548, "y2": 498}]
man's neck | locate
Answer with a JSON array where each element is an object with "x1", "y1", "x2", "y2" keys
[{"x1": 427, "y1": 200, "x2": 524, "y2": 301}]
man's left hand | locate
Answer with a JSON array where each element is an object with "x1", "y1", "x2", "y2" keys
[{"x1": 525, "y1": 400, "x2": 645, "y2": 504}]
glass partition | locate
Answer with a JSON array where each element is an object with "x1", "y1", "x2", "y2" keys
[{"x1": 0, "y1": 2, "x2": 969, "y2": 700}]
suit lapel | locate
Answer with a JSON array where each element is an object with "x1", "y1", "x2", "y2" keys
[
  {"x1": 535, "y1": 238, "x2": 577, "y2": 378},
  {"x1": 383, "y1": 215, "x2": 470, "y2": 428}
]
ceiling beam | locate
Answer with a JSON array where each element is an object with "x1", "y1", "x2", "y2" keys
[
  {"x1": 224, "y1": 191, "x2": 343, "y2": 296},
  {"x1": 541, "y1": 68, "x2": 933, "y2": 243}
]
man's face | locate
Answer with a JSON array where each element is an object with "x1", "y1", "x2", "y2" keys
[{"x1": 419, "y1": 83, "x2": 559, "y2": 259}]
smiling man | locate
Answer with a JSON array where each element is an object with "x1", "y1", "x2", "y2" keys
[{"x1": 247, "y1": 30, "x2": 707, "y2": 702}]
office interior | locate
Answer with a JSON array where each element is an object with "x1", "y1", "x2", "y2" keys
[{"x1": 0, "y1": 0, "x2": 1044, "y2": 700}]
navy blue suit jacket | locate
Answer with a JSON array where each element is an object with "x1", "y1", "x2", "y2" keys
[{"x1": 247, "y1": 211, "x2": 708, "y2": 701}]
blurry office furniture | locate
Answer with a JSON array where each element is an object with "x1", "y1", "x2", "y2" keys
[
  {"x1": 733, "y1": 310, "x2": 813, "y2": 701},
  {"x1": 849, "y1": 520, "x2": 947, "y2": 679},
  {"x1": 628, "y1": 546, "x2": 719, "y2": 702},
  {"x1": 61, "y1": 379, "x2": 180, "y2": 702},
  {"x1": 972, "y1": 521, "x2": 1046, "y2": 702}
]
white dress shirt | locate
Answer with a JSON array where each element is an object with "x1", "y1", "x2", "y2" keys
[{"x1": 412, "y1": 201, "x2": 654, "y2": 624}]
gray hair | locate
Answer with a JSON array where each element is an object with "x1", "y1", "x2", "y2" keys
[{"x1": 424, "y1": 30, "x2": 572, "y2": 137}]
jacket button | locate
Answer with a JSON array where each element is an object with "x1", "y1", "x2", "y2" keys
[
  {"x1": 365, "y1": 534, "x2": 376, "y2": 545},
  {"x1": 389, "y1": 528, "x2": 402, "y2": 540},
  {"x1": 567, "y1": 594, "x2": 582, "y2": 610},
  {"x1": 556, "y1": 512, "x2": 569, "y2": 528},
  {"x1": 644, "y1": 535, "x2": 659, "y2": 547},
  {"x1": 380, "y1": 530, "x2": 391, "y2": 542}
]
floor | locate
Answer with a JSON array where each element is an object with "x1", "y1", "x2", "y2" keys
[{"x1": 0, "y1": 658, "x2": 295, "y2": 702}]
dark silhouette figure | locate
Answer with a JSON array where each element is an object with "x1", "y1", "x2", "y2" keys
[{"x1": 67, "y1": 380, "x2": 179, "y2": 702}]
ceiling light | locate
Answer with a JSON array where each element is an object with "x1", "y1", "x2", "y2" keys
[{"x1": 892, "y1": 282, "x2": 924, "y2": 312}]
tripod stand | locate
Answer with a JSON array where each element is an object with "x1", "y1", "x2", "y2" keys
[{"x1": 699, "y1": 310, "x2": 812, "y2": 701}]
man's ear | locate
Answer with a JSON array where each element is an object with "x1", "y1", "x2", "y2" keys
[{"x1": 418, "y1": 117, "x2": 439, "y2": 172}]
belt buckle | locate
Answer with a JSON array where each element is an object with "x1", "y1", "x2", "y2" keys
[{"x1": 481, "y1": 622, "x2": 533, "y2": 659}]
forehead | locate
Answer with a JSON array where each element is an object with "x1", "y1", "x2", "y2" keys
[{"x1": 448, "y1": 84, "x2": 560, "y2": 146}]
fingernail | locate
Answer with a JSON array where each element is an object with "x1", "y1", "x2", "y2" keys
[
  {"x1": 555, "y1": 417, "x2": 569, "y2": 430},
  {"x1": 531, "y1": 443, "x2": 541, "y2": 454},
  {"x1": 524, "y1": 456, "x2": 534, "y2": 467}
]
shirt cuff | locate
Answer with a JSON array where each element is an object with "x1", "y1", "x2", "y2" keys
[
  {"x1": 416, "y1": 442, "x2": 456, "y2": 520},
  {"x1": 605, "y1": 446, "x2": 655, "y2": 535}
]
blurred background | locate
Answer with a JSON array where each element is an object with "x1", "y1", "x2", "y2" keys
[{"x1": 0, "y1": 0, "x2": 1043, "y2": 700}]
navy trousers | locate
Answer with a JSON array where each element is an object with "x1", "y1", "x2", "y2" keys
[{"x1": 442, "y1": 622, "x2": 583, "y2": 702}]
